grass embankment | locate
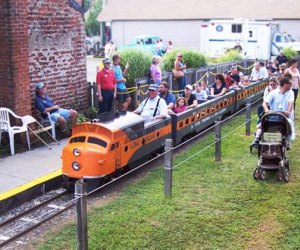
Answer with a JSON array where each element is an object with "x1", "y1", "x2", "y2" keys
[{"x1": 36, "y1": 109, "x2": 300, "y2": 250}]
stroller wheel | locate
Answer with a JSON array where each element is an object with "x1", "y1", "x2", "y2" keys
[
  {"x1": 277, "y1": 170, "x2": 283, "y2": 181},
  {"x1": 253, "y1": 167, "x2": 260, "y2": 179},
  {"x1": 260, "y1": 169, "x2": 266, "y2": 180},
  {"x1": 285, "y1": 160, "x2": 290, "y2": 170},
  {"x1": 284, "y1": 169, "x2": 289, "y2": 182}
]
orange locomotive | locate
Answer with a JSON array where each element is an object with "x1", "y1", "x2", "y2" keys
[{"x1": 62, "y1": 112, "x2": 172, "y2": 181}]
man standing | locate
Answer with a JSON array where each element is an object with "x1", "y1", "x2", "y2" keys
[
  {"x1": 276, "y1": 52, "x2": 288, "y2": 66},
  {"x1": 35, "y1": 82, "x2": 77, "y2": 132},
  {"x1": 159, "y1": 82, "x2": 176, "y2": 111},
  {"x1": 111, "y1": 54, "x2": 131, "y2": 111},
  {"x1": 263, "y1": 77, "x2": 295, "y2": 140},
  {"x1": 134, "y1": 84, "x2": 168, "y2": 121},
  {"x1": 96, "y1": 58, "x2": 116, "y2": 113}
]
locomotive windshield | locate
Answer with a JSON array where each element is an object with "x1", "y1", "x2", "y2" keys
[
  {"x1": 87, "y1": 137, "x2": 107, "y2": 148},
  {"x1": 70, "y1": 136, "x2": 86, "y2": 143}
]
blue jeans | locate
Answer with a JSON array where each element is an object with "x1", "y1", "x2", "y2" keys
[
  {"x1": 177, "y1": 75, "x2": 186, "y2": 93},
  {"x1": 99, "y1": 89, "x2": 114, "y2": 113}
]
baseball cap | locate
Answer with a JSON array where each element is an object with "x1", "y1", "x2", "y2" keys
[
  {"x1": 35, "y1": 82, "x2": 45, "y2": 90},
  {"x1": 102, "y1": 58, "x2": 111, "y2": 64},
  {"x1": 148, "y1": 84, "x2": 158, "y2": 91},
  {"x1": 185, "y1": 84, "x2": 193, "y2": 90}
]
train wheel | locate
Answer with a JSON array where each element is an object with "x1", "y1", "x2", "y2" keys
[
  {"x1": 260, "y1": 169, "x2": 266, "y2": 180},
  {"x1": 284, "y1": 169, "x2": 289, "y2": 182},
  {"x1": 277, "y1": 170, "x2": 283, "y2": 181},
  {"x1": 253, "y1": 167, "x2": 260, "y2": 179}
]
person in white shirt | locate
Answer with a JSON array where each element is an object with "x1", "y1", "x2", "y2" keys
[
  {"x1": 250, "y1": 61, "x2": 268, "y2": 81},
  {"x1": 263, "y1": 77, "x2": 295, "y2": 141},
  {"x1": 134, "y1": 84, "x2": 168, "y2": 121},
  {"x1": 192, "y1": 83, "x2": 208, "y2": 101}
]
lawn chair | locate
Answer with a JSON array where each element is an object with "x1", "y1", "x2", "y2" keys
[
  {"x1": 41, "y1": 112, "x2": 56, "y2": 140},
  {"x1": 0, "y1": 107, "x2": 31, "y2": 155},
  {"x1": 0, "y1": 107, "x2": 59, "y2": 155}
]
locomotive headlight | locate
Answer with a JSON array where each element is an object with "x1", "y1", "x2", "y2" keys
[
  {"x1": 72, "y1": 161, "x2": 80, "y2": 171},
  {"x1": 73, "y1": 148, "x2": 80, "y2": 156}
]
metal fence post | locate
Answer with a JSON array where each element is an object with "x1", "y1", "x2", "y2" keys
[
  {"x1": 245, "y1": 97, "x2": 251, "y2": 136},
  {"x1": 215, "y1": 117, "x2": 222, "y2": 162},
  {"x1": 75, "y1": 181, "x2": 88, "y2": 250},
  {"x1": 168, "y1": 74, "x2": 173, "y2": 91},
  {"x1": 164, "y1": 139, "x2": 173, "y2": 197}
]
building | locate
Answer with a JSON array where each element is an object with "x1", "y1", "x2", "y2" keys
[
  {"x1": 0, "y1": 0, "x2": 87, "y2": 117},
  {"x1": 97, "y1": 0, "x2": 300, "y2": 50}
]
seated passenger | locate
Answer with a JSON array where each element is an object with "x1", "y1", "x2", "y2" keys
[
  {"x1": 192, "y1": 83, "x2": 208, "y2": 101},
  {"x1": 35, "y1": 82, "x2": 78, "y2": 132},
  {"x1": 173, "y1": 97, "x2": 187, "y2": 114},
  {"x1": 210, "y1": 74, "x2": 228, "y2": 97},
  {"x1": 240, "y1": 75, "x2": 250, "y2": 87},
  {"x1": 159, "y1": 81, "x2": 176, "y2": 112},
  {"x1": 201, "y1": 80, "x2": 210, "y2": 96},
  {"x1": 182, "y1": 85, "x2": 198, "y2": 109},
  {"x1": 134, "y1": 84, "x2": 168, "y2": 121}
]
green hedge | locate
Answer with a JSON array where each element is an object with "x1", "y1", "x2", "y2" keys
[
  {"x1": 162, "y1": 49, "x2": 207, "y2": 72},
  {"x1": 117, "y1": 48, "x2": 152, "y2": 88},
  {"x1": 282, "y1": 47, "x2": 298, "y2": 60},
  {"x1": 216, "y1": 50, "x2": 243, "y2": 63}
]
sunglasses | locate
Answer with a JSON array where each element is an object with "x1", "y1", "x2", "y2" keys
[{"x1": 178, "y1": 55, "x2": 183, "y2": 57}]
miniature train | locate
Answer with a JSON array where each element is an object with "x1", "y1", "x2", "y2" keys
[{"x1": 62, "y1": 80, "x2": 268, "y2": 183}]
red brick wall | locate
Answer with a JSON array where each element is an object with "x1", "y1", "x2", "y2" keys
[
  {"x1": 28, "y1": 0, "x2": 87, "y2": 113},
  {"x1": 0, "y1": 0, "x2": 87, "y2": 116},
  {"x1": 0, "y1": 0, "x2": 31, "y2": 115}
]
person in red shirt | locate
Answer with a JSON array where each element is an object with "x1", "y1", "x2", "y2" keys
[{"x1": 96, "y1": 58, "x2": 116, "y2": 113}]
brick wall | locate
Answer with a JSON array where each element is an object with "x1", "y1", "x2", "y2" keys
[
  {"x1": 0, "y1": 0, "x2": 31, "y2": 115},
  {"x1": 28, "y1": 0, "x2": 87, "y2": 113},
  {"x1": 0, "y1": 0, "x2": 87, "y2": 116}
]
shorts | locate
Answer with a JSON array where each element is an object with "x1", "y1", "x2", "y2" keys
[
  {"x1": 50, "y1": 109, "x2": 70, "y2": 123},
  {"x1": 116, "y1": 88, "x2": 130, "y2": 103}
]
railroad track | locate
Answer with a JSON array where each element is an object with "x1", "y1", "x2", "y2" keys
[{"x1": 0, "y1": 189, "x2": 74, "y2": 248}]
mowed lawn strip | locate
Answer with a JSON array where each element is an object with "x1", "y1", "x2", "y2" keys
[{"x1": 36, "y1": 107, "x2": 300, "y2": 250}]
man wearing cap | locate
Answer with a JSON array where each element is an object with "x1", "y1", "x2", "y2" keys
[
  {"x1": 96, "y1": 58, "x2": 116, "y2": 113},
  {"x1": 134, "y1": 84, "x2": 168, "y2": 121},
  {"x1": 159, "y1": 81, "x2": 176, "y2": 111},
  {"x1": 35, "y1": 82, "x2": 78, "y2": 132}
]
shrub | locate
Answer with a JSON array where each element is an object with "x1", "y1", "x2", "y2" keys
[
  {"x1": 216, "y1": 50, "x2": 243, "y2": 63},
  {"x1": 162, "y1": 49, "x2": 207, "y2": 72},
  {"x1": 282, "y1": 47, "x2": 298, "y2": 60},
  {"x1": 117, "y1": 48, "x2": 153, "y2": 87}
]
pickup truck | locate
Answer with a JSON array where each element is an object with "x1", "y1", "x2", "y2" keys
[
  {"x1": 271, "y1": 33, "x2": 300, "y2": 55},
  {"x1": 120, "y1": 35, "x2": 160, "y2": 55}
]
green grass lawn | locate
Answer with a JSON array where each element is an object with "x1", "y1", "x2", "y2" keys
[{"x1": 36, "y1": 108, "x2": 300, "y2": 250}]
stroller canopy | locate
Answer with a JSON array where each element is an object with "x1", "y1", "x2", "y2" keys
[{"x1": 261, "y1": 111, "x2": 292, "y2": 136}]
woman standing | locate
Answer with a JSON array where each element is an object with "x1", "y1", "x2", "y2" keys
[
  {"x1": 210, "y1": 74, "x2": 228, "y2": 97},
  {"x1": 150, "y1": 56, "x2": 162, "y2": 85},
  {"x1": 174, "y1": 52, "x2": 186, "y2": 93},
  {"x1": 285, "y1": 59, "x2": 300, "y2": 110}
]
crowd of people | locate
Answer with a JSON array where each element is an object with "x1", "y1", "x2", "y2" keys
[{"x1": 33, "y1": 51, "x2": 299, "y2": 138}]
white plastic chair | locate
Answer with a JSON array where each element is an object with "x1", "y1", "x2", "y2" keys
[
  {"x1": 0, "y1": 107, "x2": 31, "y2": 155},
  {"x1": 41, "y1": 112, "x2": 56, "y2": 140}
]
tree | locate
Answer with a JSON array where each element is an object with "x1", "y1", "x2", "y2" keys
[{"x1": 85, "y1": 0, "x2": 103, "y2": 36}]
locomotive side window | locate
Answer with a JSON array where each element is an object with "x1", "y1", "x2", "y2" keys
[
  {"x1": 70, "y1": 136, "x2": 86, "y2": 143},
  {"x1": 87, "y1": 137, "x2": 107, "y2": 148},
  {"x1": 110, "y1": 143, "x2": 116, "y2": 151}
]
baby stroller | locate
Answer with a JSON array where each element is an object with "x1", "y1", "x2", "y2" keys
[{"x1": 253, "y1": 111, "x2": 291, "y2": 182}]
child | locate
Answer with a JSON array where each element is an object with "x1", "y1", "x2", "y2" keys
[{"x1": 173, "y1": 97, "x2": 187, "y2": 114}]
